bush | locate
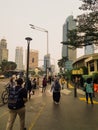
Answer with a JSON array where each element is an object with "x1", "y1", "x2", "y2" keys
[
  {"x1": 82, "y1": 75, "x2": 92, "y2": 82},
  {"x1": 92, "y1": 73, "x2": 98, "y2": 84}
]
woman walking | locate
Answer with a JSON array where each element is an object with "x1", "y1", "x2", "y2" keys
[
  {"x1": 51, "y1": 76, "x2": 61, "y2": 104},
  {"x1": 84, "y1": 78, "x2": 93, "y2": 105}
]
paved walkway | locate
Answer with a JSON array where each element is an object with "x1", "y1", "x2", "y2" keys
[{"x1": 0, "y1": 83, "x2": 98, "y2": 130}]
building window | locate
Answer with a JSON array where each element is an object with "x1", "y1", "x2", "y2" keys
[{"x1": 90, "y1": 62, "x2": 94, "y2": 72}]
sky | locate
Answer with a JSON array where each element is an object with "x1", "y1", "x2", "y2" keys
[{"x1": 0, "y1": 0, "x2": 84, "y2": 68}]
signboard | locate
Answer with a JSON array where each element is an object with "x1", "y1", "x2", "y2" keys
[
  {"x1": 72, "y1": 68, "x2": 83, "y2": 75},
  {"x1": 65, "y1": 60, "x2": 73, "y2": 70}
]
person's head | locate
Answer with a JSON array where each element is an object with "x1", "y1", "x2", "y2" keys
[
  {"x1": 10, "y1": 77, "x2": 14, "y2": 83},
  {"x1": 16, "y1": 78, "x2": 23, "y2": 85},
  {"x1": 11, "y1": 75, "x2": 16, "y2": 82},
  {"x1": 86, "y1": 78, "x2": 92, "y2": 84},
  {"x1": 54, "y1": 75, "x2": 59, "y2": 81},
  {"x1": 33, "y1": 78, "x2": 36, "y2": 81}
]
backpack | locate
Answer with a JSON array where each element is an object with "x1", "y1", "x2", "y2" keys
[
  {"x1": 8, "y1": 87, "x2": 23, "y2": 110},
  {"x1": 54, "y1": 81, "x2": 60, "y2": 91}
]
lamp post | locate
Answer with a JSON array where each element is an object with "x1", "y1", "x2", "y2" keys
[
  {"x1": 25, "y1": 37, "x2": 32, "y2": 89},
  {"x1": 29, "y1": 24, "x2": 49, "y2": 79}
]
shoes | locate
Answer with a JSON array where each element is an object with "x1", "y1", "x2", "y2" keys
[{"x1": 54, "y1": 101, "x2": 59, "y2": 105}]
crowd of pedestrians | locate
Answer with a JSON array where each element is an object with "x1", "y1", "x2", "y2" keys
[{"x1": 5, "y1": 73, "x2": 96, "y2": 130}]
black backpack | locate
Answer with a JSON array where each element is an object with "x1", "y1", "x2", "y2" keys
[
  {"x1": 8, "y1": 87, "x2": 23, "y2": 110},
  {"x1": 54, "y1": 81, "x2": 60, "y2": 91}
]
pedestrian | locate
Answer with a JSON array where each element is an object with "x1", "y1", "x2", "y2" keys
[
  {"x1": 36, "y1": 77, "x2": 40, "y2": 89},
  {"x1": 31, "y1": 78, "x2": 37, "y2": 95},
  {"x1": 84, "y1": 78, "x2": 93, "y2": 105},
  {"x1": 51, "y1": 76, "x2": 61, "y2": 104},
  {"x1": 42, "y1": 76, "x2": 47, "y2": 93},
  {"x1": 48, "y1": 75, "x2": 52, "y2": 85},
  {"x1": 7, "y1": 76, "x2": 16, "y2": 89},
  {"x1": 24, "y1": 78, "x2": 32, "y2": 100},
  {"x1": 60, "y1": 76, "x2": 66, "y2": 89},
  {"x1": 10, "y1": 77, "x2": 16, "y2": 86},
  {"x1": 6, "y1": 78, "x2": 27, "y2": 130},
  {"x1": 36, "y1": 77, "x2": 40, "y2": 94}
]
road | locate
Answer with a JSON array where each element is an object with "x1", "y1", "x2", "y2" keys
[{"x1": 0, "y1": 82, "x2": 98, "y2": 130}]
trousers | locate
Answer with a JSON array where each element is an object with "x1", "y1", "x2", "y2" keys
[{"x1": 6, "y1": 107, "x2": 25, "y2": 130}]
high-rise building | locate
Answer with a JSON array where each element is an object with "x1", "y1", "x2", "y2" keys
[
  {"x1": 29, "y1": 49, "x2": 39, "y2": 70},
  {"x1": 62, "y1": 15, "x2": 77, "y2": 70},
  {"x1": 0, "y1": 38, "x2": 8, "y2": 64},
  {"x1": 44, "y1": 54, "x2": 50, "y2": 71},
  {"x1": 15, "y1": 47, "x2": 23, "y2": 70}
]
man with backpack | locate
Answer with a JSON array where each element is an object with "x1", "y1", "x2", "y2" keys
[{"x1": 6, "y1": 78, "x2": 27, "y2": 130}]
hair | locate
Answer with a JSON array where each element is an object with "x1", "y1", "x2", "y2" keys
[
  {"x1": 16, "y1": 78, "x2": 23, "y2": 85},
  {"x1": 86, "y1": 78, "x2": 92, "y2": 84}
]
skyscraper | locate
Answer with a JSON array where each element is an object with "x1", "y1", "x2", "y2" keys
[
  {"x1": 0, "y1": 38, "x2": 8, "y2": 64},
  {"x1": 15, "y1": 47, "x2": 23, "y2": 70},
  {"x1": 29, "y1": 49, "x2": 39, "y2": 70},
  {"x1": 44, "y1": 54, "x2": 50, "y2": 71},
  {"x1": 62, "y1": 15, "x2": 77, "y2": 70},
  {"x1": 44, "y1": 54, "x2": 51, "y2": 76}
]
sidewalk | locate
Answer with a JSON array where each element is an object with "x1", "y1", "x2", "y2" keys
[
  {"x1": 23, "y1": 85, "x2": 98, "y2": 130},
  {"x1": 0, "y1": 83, "x2": 98, "y2": 130}
]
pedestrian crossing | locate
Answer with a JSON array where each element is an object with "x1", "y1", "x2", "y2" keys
[
  {"x1": 77, "y1": 88, "x2": 85, "y2": 95},
  {"x1": 61, "y1": 89, "x2": 72, "y2": 95},
  {"x1": 31, "y1": 88, "x2": 86, "y2": 97},
  {"x1": 30, "y1": 88, "x2": 98, "y2": 104}
]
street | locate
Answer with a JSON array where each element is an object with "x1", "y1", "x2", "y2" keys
[{"x1": 0, "y1": 83, "x2": 98, "y2": 130}]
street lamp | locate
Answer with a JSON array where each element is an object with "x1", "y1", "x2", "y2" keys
[
  {"x1": 25, "y1": 37, "x2": 32, "y2": 89},
  {"x1": 29, "y1": 24, "x2": 49, "y2": 79}
]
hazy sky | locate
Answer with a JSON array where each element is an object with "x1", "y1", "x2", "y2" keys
[{"x1": 0, "y1": 0, "x2": 83, "y2": 66}]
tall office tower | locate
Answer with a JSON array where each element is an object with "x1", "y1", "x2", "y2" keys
[
  {"x1": 0, "y1": 38, "x2": 8, "y2": 64},
  {"x1": 44, "y1": 54, "x2": 50, "y2": 71},
  {"x1": 15, "y1": 47, "x2": 23, "y2": 70},
  {"x1": 62, "y1": 15, "x2": 77, "y2": 70},
  {"x1": 29, "y1": 49, "x2": 39, "y2": 70}
]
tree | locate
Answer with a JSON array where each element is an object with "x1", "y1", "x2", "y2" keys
[
  {"x1": 62, "y1": 0, "x2": 98, "y2": 48},
  {"x1": 79, "y1": 0, "x2": 97, "y2": 11},
  {"x1": 58, "y1": 57, "x2": 68, "y2": 68},
  {"x1": 77, "y1": 0, "x2": 98, "y2": 46},
  {"x1": 0, "y1": 60, "x2": 17, "y2": 72}
]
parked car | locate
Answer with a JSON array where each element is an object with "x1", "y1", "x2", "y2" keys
[{"x1": 0, "y1": 75, "x2": 5, "y2": 79}]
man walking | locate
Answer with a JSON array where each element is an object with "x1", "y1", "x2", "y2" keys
[{"x1": 6, "y1": 78, "x2": 27, "y2": 130}]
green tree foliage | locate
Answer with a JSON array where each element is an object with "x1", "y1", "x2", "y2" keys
[
  {"x1": 79, "y1": 0, "x2": 97, "y2": 11},
  {"x1": 62, "y1": 0, "x2": 98, "y2": 48},
  {"x1": 58, "y1": 57, "x2": 68, "y2": 68},
  {"x1": 77, "y1": 0, "x2": 98, "y2": 45},
  {"x1": 1, "y1": 60, "x2": 17, "y2": 72}
]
